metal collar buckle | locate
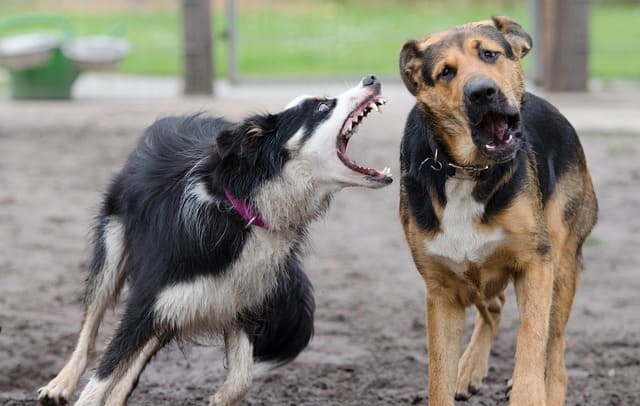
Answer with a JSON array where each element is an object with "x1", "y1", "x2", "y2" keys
[
  {"x1": 418, "y1": 147, "x2": 489, "y2": 179},
  {"x1": 418, "y1": 147, "x2": 444, "y2": 173},
  {"x1": 448, "y1": 161, "x2": 490, "y2": 180}
]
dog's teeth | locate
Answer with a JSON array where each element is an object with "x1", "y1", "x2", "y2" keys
[
  {"x1": 370, "y1": 102, "x2": 380, "y2": 112},
  {"x1": 486, "y1": 144, "x2": 496, "y2": 150}
]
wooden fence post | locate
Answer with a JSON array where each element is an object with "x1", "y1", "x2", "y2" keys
[
  {"x1": 535, "y1": 0, "x2": 589, "y2": 91},
  {"x1": 182, "y1": 0, "x2": 213, "y2": 95}
]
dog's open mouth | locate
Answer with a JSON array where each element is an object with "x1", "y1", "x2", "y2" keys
[
  {"x1": 481, "y1": 112, "x2": 519, "y2": 149},
  {"x1": 336, "y1": 95, "x2": 392, "y2": 184},
  {"x1": 474, "y1": 110, "x2": 522, "y2": 161}
]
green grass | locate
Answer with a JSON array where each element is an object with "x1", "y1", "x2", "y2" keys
[
  {"x1": 0, "y1": 10, "x2": 182, "y2": 76},
  {"x1": 0, "y1": 2, "x2": 638, "y2": 80},
  {"x1": 590, "y1": 4, "x2": 640, "y2": 80},
  {"x1": 233, "y1": 3, "x2": 528, "y2": 77}
]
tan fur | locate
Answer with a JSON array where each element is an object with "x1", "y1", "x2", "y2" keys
[
  {"x1": 456, "y1": 293, "x2": 505, "y2": 398},
  {"x1": 401, "y1": 21, "x2": 527, "y2": 168},
  {"x1": 399, "y1": 17, "x2": 597, "y2": 406}
]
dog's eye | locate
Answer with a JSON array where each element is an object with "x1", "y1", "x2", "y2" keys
[
  {"x1": 318, "y1": 102, "x2": 331, "y2": 113},
  {"x1": 481, "y1": 49, "x2": 500, "y2": 62},
  {"x1": 439, "y1": 66, "x2": 456, "y2": 81}
]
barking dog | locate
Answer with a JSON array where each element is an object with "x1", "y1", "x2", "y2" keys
[
  {"x1": 398, "y1": 17, "x2": 597, "y2": 405},
  {"x1": 37, "y1": 76, "x2": 392, "y2": 406}
]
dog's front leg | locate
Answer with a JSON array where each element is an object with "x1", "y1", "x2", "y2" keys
[
  {"x1": 510, "y1": 260, "x2": 553, "y2": 406},
  {"x1": 426, "y1": 290, "x2": 466, "y2": 405},
  {"x1": 210, "y1": 323, "x2": 253, "y2": 406}
]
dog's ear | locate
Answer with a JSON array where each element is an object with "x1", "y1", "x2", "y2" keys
[
  {"x1": 216, "y1": 115, "x2": 276, "y2": 160},
  {"x1": 492, "y1": 16, "x2": 532, "y2": 59},
  {"x1": 399, "y1": 40, "x2": 423, "y2": 96}
]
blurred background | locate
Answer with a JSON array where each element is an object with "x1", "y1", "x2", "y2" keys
[
  {"x1": 1, "y1": 1, "x2": 640, "y2": 405},
  {"x1": 0, "y1": 0, "x2": 638, "y2": 96}
]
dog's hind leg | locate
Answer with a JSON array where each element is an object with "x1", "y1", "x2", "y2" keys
[
  {"x1": 38, "y1": 218, "x2": 126, "y2": 406},
  {"x1": 210, "y1": 323, "x2": 254, "y2": 406},
  {"x1": 455, "y1": 292, "x2": 506, "y2": 400},
  {"x1": 76, "y1": 293, "x2": 163, "y2": 406},
  {"x1": 545, "y1": 171, "x2": 597, "y2": 405}
]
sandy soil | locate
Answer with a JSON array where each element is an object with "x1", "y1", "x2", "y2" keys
[{"x1": 0, "y1": 86, "x2": 639, "y2": 405}]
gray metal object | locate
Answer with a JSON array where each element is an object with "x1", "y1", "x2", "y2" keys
[{"x1": 62, "y1": 36, "x2": 130, "y2": 70}]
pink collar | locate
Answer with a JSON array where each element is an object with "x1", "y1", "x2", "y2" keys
[{"x1": 224, "y1": 189, "x2": 269, "y2": 230}]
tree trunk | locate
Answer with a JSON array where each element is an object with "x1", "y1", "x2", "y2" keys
[
  {"x1": 536, "y1": 0, "x2": 589, "y2": 91},
  {"x1": 182, "y1": 0, "x2": 213, "y2": 95}
]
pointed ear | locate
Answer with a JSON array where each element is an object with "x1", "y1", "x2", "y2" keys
[
  {"x1": 216, "y1": 115, "x2": 275, "y2": 159},
  {"x1": 399, "y1": 39, "x2": 423, "y2": 96},
  {"x1": 216, "y1": 125, "x2": 244, "y2": 159},
  {"x1": 492, "y1": 16, "x2": 532, "y2": 59}
]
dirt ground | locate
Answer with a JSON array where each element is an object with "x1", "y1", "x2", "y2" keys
[{"x1": 1, "y1": 81, "x2": 639, "y2": 405}]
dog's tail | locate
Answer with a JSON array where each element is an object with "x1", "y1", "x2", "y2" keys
[{"x1": 241, "y1": 254, "x2": 315, "y2": 369}]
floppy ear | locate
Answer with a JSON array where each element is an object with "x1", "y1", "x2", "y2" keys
[
  {"x1": 492, "y1": 16, "x2": 532, "y2": 59},
  {"x1": 399, "y1": 40, "x2": 423, "y2": 96},
  {"x1": 216, "y1": 117, "x2": 272, "y2": 159}
]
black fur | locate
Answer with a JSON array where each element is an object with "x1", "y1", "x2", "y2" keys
[
  {"x1": 400, "y1": 92, "x2": 583, "y2": 224},
  {"x1": 420, "y1": 25, "x2": 517, "y2": 88},
  {"x1": 479, "y1": 154, "x2": 526, "y2": 221},
  {"x1": 88, "y1": 101, "x2": 336, "y2": 380},
  {"x1": 241, "y1": 252, "x2": 315, "y2": 365},
  {"x1": 521, "y1": 93, "x2": 581, "y2": 203},
  {"x1": 400, "y1": 107, "x2": 443, "y2": 232}
]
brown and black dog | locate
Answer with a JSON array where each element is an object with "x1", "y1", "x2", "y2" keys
[{"x1": 398, "y1": 17, "x2": 597, "y2": 405}]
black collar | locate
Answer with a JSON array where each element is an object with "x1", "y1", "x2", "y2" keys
[{"x1": 418, "y1": 147, "x2": 490, "y2": 180}]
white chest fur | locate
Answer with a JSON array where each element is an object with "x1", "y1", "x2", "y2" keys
[
  {"x1": 425, "y1": 178, "x2": 505, "y2": 274},
  {"x1": 153, "y1": 229, "x2": 294, "y2": 331}
]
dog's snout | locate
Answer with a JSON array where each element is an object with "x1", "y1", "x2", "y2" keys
[
  {"x1": 465, "y1": 78, "x2": 498, "y2": 104},
  {"x1": 361, "y1": 74, "x2": 380, "y2": 87}
]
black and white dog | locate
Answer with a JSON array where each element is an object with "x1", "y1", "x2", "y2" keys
[{"x1": 37, "y1": 76, "x2": 392, "y2": 406}]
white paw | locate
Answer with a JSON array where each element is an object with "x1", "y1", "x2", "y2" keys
[
  {"x1": 209, "y1": 393, "x2": 241, "y2": 406},
  {"x1": 37, "y1": 381, "x2": 73, "y2": 406},
  {"x1": 209, "y1": 394, "x2": 223, "y2": 406}
]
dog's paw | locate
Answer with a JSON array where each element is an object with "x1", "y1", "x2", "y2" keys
[
  {"x1": 504, "y1": 377, "x2": 513, "y2": 399},
  {"x1": 37, "y1": 383, "x2": 71, "y2": 406},
  {"x1": 208, "y1": 394, "x2": 220, "y2": 406},
  {"x1": 209, "y1": 393, "x2": 240, "y2": 406},
  {"x1": 454, "y1": 384, "x2": 480, "y2": 401},
  {"x1": 455, "y1": 355, "x2": 487, "y2": 400}
]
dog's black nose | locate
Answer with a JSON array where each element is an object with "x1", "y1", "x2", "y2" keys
[
  {"x1": 465, "y1": 78, "x2": 498, "y2": 104},
  {"x1": 362, "y1": 74, "x2": 379, "y2": 87}
]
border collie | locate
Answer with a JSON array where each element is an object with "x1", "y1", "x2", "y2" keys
[{"x1": 38, "y1": 75, "x2": 392, "y2": 406}]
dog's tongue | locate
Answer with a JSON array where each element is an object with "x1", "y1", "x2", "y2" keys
[{"x1": 483, "y1": 113, "x2": 508, "y2": 142}]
